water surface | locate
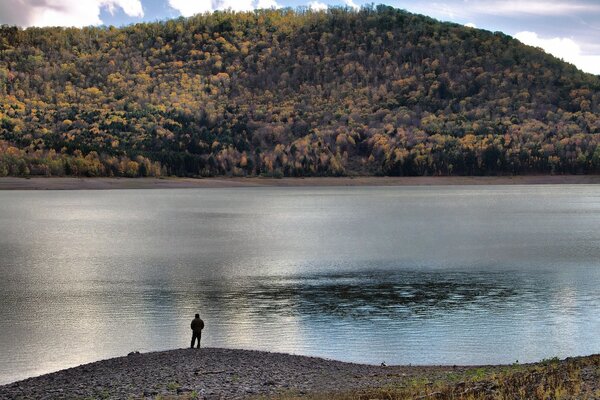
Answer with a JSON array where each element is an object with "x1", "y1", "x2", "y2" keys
[{"x1": 0, "y1": 185, "x2": 599, "y2": 384}]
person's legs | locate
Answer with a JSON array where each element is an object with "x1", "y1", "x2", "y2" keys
[
  {"x1": 196, "y1": 332, "x2": 201, "y2": 348},
  {"x1": 191, "y1": 333, "x2": 197, "y2": 348}
]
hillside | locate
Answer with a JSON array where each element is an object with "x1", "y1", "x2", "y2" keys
[{"x1": 1, "y1": 5, "x2": 599, "y2": 177}]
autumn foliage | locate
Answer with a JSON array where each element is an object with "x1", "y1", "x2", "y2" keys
[{"x1": 1, "y1": 6, "x2": 599, "y2": 177}]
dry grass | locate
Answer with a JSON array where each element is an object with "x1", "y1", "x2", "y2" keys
[
  {"x1": 143, "y1": 355, "x2": 600, "y2": 400},
  {"x1": 267, "y1": 355, "x2": 600, "y2": 400}
]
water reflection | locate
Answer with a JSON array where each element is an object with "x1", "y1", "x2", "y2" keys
[{"x1": 202, "y1": 272, "x2": 518, "y2": 319}]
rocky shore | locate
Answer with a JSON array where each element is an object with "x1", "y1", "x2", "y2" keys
[
  {"x1": 0, "y1": 348, "x2": 475, "y2": 399},
  {"x1": 1, "y1": 349, "x2": 598, "y2": 399}
]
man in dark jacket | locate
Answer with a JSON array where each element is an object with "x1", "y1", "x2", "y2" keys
[{"x1": 190, "y1": 314, "x2": 204, "y2": 349}]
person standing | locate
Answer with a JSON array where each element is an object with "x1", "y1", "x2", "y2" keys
[{"x1": 190, "y1": 313, "x2": 204, "y2": 349}]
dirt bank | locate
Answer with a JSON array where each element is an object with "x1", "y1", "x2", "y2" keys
[{"x1": 0, "y1": 175, "x2": 599, "y2": 190}]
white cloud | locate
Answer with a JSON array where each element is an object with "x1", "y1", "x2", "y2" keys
[
  {"x1": 464, "y1": 22, "x2": 477, "y2": 28},
  {"x1": 403, "y1": 1, "x2": 600, "y2": 23},
  {"x1": 0, "y1": 0, "x2": 144, "y2": 27},
  {"x1": 168, "y1": 0, "x2": 281, "y2": 17},
  {"x1": 102, "y1": 0, "x2": 143, "y2": 17},
  {"x1": 515, "y1": 31, "x2": 600, "y2": 75},
  {"x1": 344, "y1": 0, "x2": 359, "y2": 10},
  {"x1": 471, "y1": 1, "x2": 600, "y2": 16},
  {"x1": 168, "y1": 0, "x2": 218, "y2": 16},
  {"x1": 308, "y1": 1, "x2": 328, "y2": 11},
  {"x1": 256, "y1": 0, "x2": 279, "y2": 8},
  {"x1": 430, "y1": 2, "x2": 457, "y2": 18}
]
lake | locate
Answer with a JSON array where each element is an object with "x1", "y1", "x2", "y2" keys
[{"x1": 0, "y1": 185, "x2": 599, "y2": 384}]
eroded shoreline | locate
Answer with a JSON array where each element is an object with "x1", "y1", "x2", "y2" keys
[{"x1": 0, "y1": 175, "x2": 599, "y2": 190}]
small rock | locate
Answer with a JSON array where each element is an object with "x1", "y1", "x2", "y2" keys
[{"x1": 177, "y1": 386, "x2": 193, "y2": 394}]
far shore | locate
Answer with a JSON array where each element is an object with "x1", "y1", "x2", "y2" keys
[{"x1": 0, "y1": 175, "x2": 599, "y2": 190}]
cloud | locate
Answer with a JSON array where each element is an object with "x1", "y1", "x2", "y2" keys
[
  {"x1": 168, "y1": 0, "x2": 281, "y2": 17},
  {"x1": 167, "y1": 0, "x2": 216, "y2": 16},
  {"x1": 515, "y1": 31, "x2": 600, "y2": 75},
  {"x1": 483, "y1": 1, "x2": 600, "y2": 16},
  {"x1": 344, "y1": 0, "x2": 359, "y2": 10},
  {"x1": 464, "y1": 22, "x2": 477, "y2": 28},
  {"x1": 256, "y1": 0, "x2": 279, "y2": 8},
  {"x1": 404, "y1": 0, "x2": 600, "y2": 22},
  {"x1": 308, "y1": 1, "x2": 328, "y2": 11},
  {"x1": 0, "y1": 0, "x2": 144, "y2": 27},
  {"x1": 429, "y1": 2, "x2": 457, "y2": 18}
]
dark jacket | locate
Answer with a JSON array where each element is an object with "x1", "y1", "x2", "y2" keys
[{"x1": 191, "y1": 317, "x2": 204, "y2": 333}]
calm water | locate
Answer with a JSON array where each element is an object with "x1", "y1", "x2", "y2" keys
[{"x1": 0, "y1": 185, "x2": 599, "y2": 384}]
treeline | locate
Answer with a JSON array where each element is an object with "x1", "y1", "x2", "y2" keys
[
  {"x1": 0, "y1": 141, "x2": 162, "y2": 177},
  {"x1": 1, "y1": 5, "x2": 599, "y2": 177}
]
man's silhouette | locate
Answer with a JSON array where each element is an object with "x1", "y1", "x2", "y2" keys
[{"x1": 190, "y1": 313, "x2": 204, "y2": 349}]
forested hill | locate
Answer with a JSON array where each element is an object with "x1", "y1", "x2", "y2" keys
[{"x1": 1, "y1": 6, "x2": 599, "y2": 178}]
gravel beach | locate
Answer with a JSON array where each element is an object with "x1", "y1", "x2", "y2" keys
[
  {"x1": 2, "y1": 349, "x2": 599, "y2": 399},
  {"x1": 0, "y1": 348, "x2": 471, "y2": 399}
]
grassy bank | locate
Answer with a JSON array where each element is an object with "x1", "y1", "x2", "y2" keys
[{"x1": 271, "y1": 355, "x2": 600, "y2": 400}]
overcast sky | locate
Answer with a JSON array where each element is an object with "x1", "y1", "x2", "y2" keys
[{"x1": 1, "y1": 0, "x2": 599, "y2": 74}]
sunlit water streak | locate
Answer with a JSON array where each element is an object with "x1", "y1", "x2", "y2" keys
[{"x1": 0, "y1": 185, "x2": 599, "y2": 384}]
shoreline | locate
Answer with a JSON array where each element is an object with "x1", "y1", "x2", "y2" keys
[
  {"x1": 0, "y1": 348, "x2": 598, "y2": 399},
  {"x1": 0, "y1": 175, "x2": 599, "y2": 190},
  {"x1": 0, "y1": 348, "x2": 463, "y2": 398}
]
